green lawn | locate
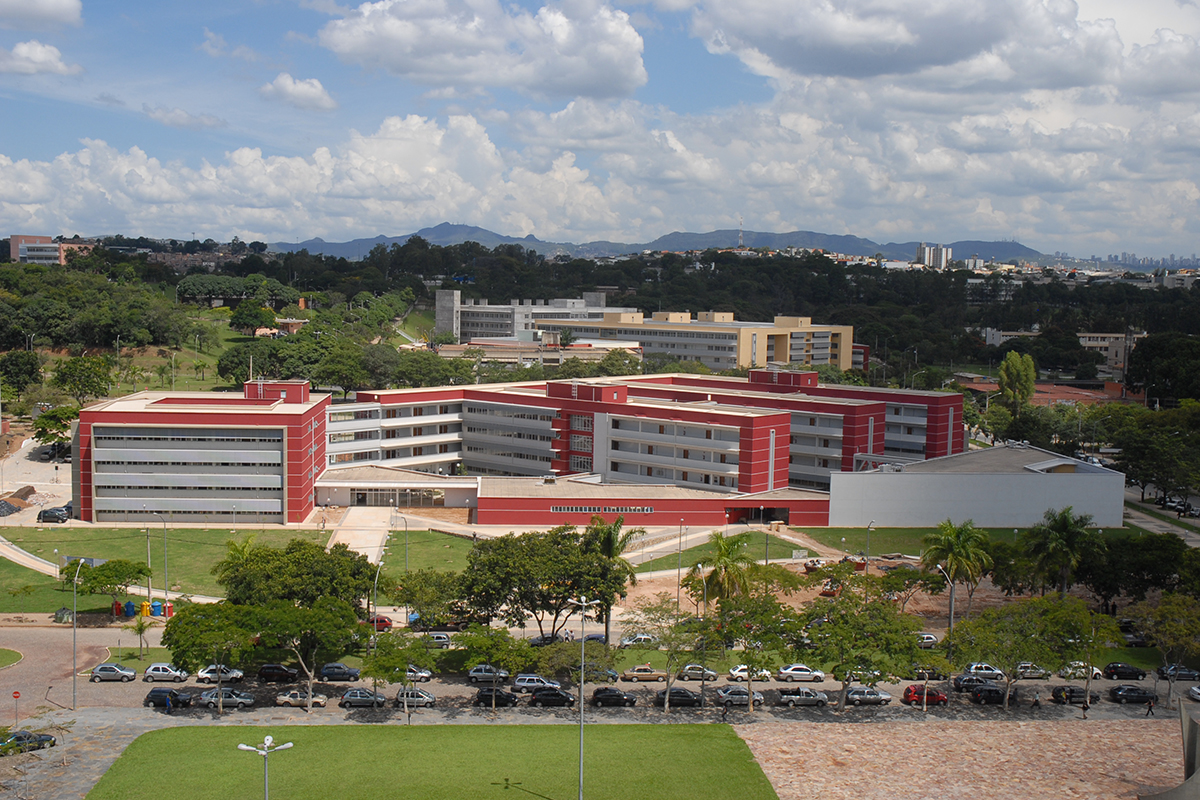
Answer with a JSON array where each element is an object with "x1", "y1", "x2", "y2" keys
[
  {"x1": 5, "y1": 527, "x2": 326, "y2": 599},
  {"x1": 636, "y1": 534, "x2": 801, "y2": 574},
  {"x1": 109, "y1": 646, "x2": 173, "y2": 669},
  {"x1": 88, "y1": 725, "x2": 778, "y2": 800},
  {"x1": 397, "y1": 307, "x2": 435, "y2": 341},
  {"x1": 798, "y1": 525, "x2": 1155, "y2": 558},
  {"x1": 379, "y1": 529, "x2": 475, "y2": 576},
  {"x1": 0, "y1": 648, "x2": 20, "y2": 669}
]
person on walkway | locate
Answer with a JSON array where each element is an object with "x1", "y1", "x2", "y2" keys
[
  {"x1": 165, "y1": 695, "x2": 172, "y2": 715},
  {"x1": 1081, "y1": 701, "x2": 1089, "y2": 720},
  {"x1": 1147, "y1": 698, "x2": 1155, "y2": 717},
  {"x1": 1031, "y1": 692, "x2": 1040, "y2": 709}
]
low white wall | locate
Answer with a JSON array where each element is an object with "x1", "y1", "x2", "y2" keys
[{"x1": 828, "y1": 470, "x2": 1126, "y2": 528}]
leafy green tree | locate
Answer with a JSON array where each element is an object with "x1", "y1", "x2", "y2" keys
[
  {"x1": 229, "y1": 302, "x2": 276, "y2": 335},
  {"x1": 212, "y1": 539, "x2": 376, "y2": 609},
  {"x1": 51, "y1": 356, "x2": 110, "y2": 405},
  {"x1": 313, "y1": 339, "x2": 370, "y2": 397},
  {"x1": 123, "y1": 615, "x2": 154, "y2": 660},
  {"x1": 454, "y1": 625, "x2": 532, "y2": 711},
  {"x1": 255, "y1": 597, "x2": 361, "y2": 709},
  {"x1": 361, "y1": 630, "x2": 439, "y2": 721},
  {"x1": 7, "y1": 585, "x2": 34, "y2": 620},
  {"x1": 594, "y1": 349, "x2": 642, "y2": 377},
  {"x1": 1023, "y1": 506, "x2": 1101, "y2": 598},
  {"x1": 554, "y1": 357, "x2": 592, "y2": 379},
  {"x1": 390, "y1": 569, "x2": 460, "y2": 629},
  {"x1": 624, "y1": 592, "x2": 705, "y2": 712},
  {"x1": 76, "y1": 559, "x2": 151, "y2": 609},
  {"x1": 393, "y1": 350, "x2": 473, "y2": 387},
  {"x1": 877, "y1": 565, "x2": 944, "y2": 613},
  {"x1": 583, "y1": 515, "x2": 643, "y2": 643},
  {"x1": 1125, "y1": 332, "x2": 1200, "y2": 402},
  {"x1": 715, "y1": 591, "x2": 791, "y2": 714},
  {"x1": 161, "y1": 603, "x2": 255, "y2": 713},
  {"x1": 361, "y1": 344, "x2": 402, "y2": 389},
  {"x1": 0, "y1": 350, "x2": 42, "y2": 397},
  {"x1": 685, "y1": 530, "x2": 758, "y2": 605},
  {"x1": 535, "y1": 640, "x2": 615, "y2": 688},
  {"x1": 1127, "y1": 594, "x2": 1200, "y2": 707},
  {"x1": 32, "y1": 405, "x2": 79, "y2": 448},
  {"x1": 920, "y1": 519, "x2": 992, "y2": 646},
  {"x1": 996, "y1": 351, "x2": 1036, "y2": 416},
  {"x1": 1045, "y1": 596, "x2": 1123, "y2": 705},
  {"x1": 985, "y1": 539, "x2": 1042, "y2": 597}
]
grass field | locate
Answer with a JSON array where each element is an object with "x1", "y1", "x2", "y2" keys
[
  {"x1": 0, "y1": 648, "x2": 20, "y2": 668},
  {"x1": 88, "y1": 725, "x2": 778, "y2": 800},
  {"x1": 636, "y1": 534, "x2": 802, "y2": 574},
  {"x1": 5, "y1": 526, "x2": 326, "y2": 600},
  {"x1": 379, "y1": 529, "x2": 474, "y2": 577},
  {"x1": 397, "y1": 307, "x2": 435, "y2": 341},
  {"x1": 798, "y1": 525, "x2": 1156, "y2": 558}
]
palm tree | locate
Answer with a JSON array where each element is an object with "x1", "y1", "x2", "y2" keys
[
  {"x1": 686, "y1": 530, "x2": 757, "y2": 607},
  {"x1": 211, "y1": 533, "x2": 258, "y2": 585},
  {"x1": 921, "y1": 519, "x2": 992, "y2": 649},
  {"x1": 1023, "y1": 506, "x2": 1100, "y2": 598},
  {"x1": 585, "y1": 515, "x2": 643, "y2": 644}
]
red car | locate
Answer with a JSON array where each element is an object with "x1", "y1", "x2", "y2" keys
[
  {"x1": 903, "y1": 684, "x2": 948, "y2": 706},
  {"x1": 366, "y1": 615, "x2": 393, "y2": 631}
]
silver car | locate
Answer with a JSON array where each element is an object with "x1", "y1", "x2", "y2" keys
[
  {"x1": 199, "y1": 688, "x2": 255, "y2": 709},
  {"x1": 197, "y1": 664, "x2": 244, "y2": 684},
  {"x1": 778, "y1": 687, "x2": 829, "y2": 707},
  {"x1": 715, "y1": 685, "x2": 764, "y2": 707},
  {"x1": 406, "y1": 664, "x2": 433, "y2": 682},
  {"x1": 845, "y1": 687, "x2": 891, "y2": 706},
  {"x1": 513, "y1": 674, "x2": 561, "y2": 693},
  {"x1": 776, "y1": 663, "x2": 825, "y2": 682},
  {"x1": 91, "y1": 663, "x2": 136, "y2": 682},
  {"x1": 143, "y1": 663, "x2": 189, "y2": 683},
  {"x1": 395, "y1": 687, "x2": 436, "y2": 708}
]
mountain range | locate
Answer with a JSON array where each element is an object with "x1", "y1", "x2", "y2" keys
[{"x1": 270, "y1": 222, "x2": 1042, "y2": 263}]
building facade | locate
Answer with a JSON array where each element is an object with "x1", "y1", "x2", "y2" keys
[{"x1": 435, "y1": 290, "x2": 637, "y2": 342}]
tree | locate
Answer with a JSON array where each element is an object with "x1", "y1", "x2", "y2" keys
[
  {"x1": 594, "y1": 349, "x2": 642, "y2": 377},
  {"x1": 454, "y1": 625, "x2": 532, "y2": 712},
  {"x1": 920, "y1": 519, "x2": 992, "y2": 646},
  {"x1": 212, "y1": 539, "x2": 375, "y2": 609},
  {"x1": 7, "y1": 585, "x2": 34, "y2": 620},
  {"x1": 0, "y1": 350, "x2": 42, "y2": 397},
  {"x1": 1125, "y1": 332, "x2": 1200, "y2": 402},
  {"x1": 685, "y1": 530, "x2": 758, "y2": 605},
  {"x1": 1127, "y1": 594, "x2": 1200, "y2": 707},
  {"x1": 229, "y1": 302, "x2": 276, "y2": 335},
  {"x1": 715, "y1": 591, "x2": 790, "y2": 714},
  {"x1": 32, "y1": 406, "x2": 79, "y2": 449},
  {"x1": 1023, "y1": 506, "x2": 1101, "y2": 598},
  {"x1": 996, "y1": 351, "x2": 1036, "y2": 416},
  {"x1": 582, "y1": 515, "x2": 643, "y2": 644},
  {"x1": 390, "y1": 569, "x2": 461, "y2": 629},
  {"x1": 313, "y1": 339, "x2": 370, "y2": 397},
  {"x1": 51, "y1": 356, "x2": 110, "y2": 405},
  {"x1": 123, "y1": 615, "x2": 154, "y2": 660},
  {"x1": 624, "y1": 593, "x2": 706, "y2": 713},
  {"x1": 255, "y1": 597, "x2": 361, "y2": 710},
  {"x1": 76, "y1": 559, "x2": 151, "y2": 609},
  {"x1": 361, "y1": 629, "x2": 440, "y2": 722},
  {"x1": 161, "y1": 602, "x2": 255, "y2": 714},
  {"x1": 877, "y1": 566, "x2": 944, "y2": 613}
]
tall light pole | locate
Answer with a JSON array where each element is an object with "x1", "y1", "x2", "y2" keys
[
  {"x1": 935, "y1": 563, "x2": 954, "y2": 661},
  {"x1": 676, "y1": 518, "x2": 684, "y2": 609},
  {"x1": 567, "y1": 596, "x2": 600, "y2": 800},
  {"x1": 400, "y1": 514, "x2": 409, "y2": 574},
  {"x1": 237, "y1": 735, "x2": 293, "y2": 800},
  {"x1": 866, "y1": 520, "x2": 875, "y2": 567},
  {"x1": 72, "y1": 558, "x2": 84, "y2": 710},
  {"x1": 150, "y1": 512, "x2": 168, "y2": 603},
  {"x1": 141, "y1": 507, "x2": 152, "y2": 603},
  {"x1": 761, "y1": 505, "x2": 767, "y2": 564}
]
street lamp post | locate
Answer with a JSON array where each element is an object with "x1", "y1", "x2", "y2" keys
[
  {"x1": 72, "y1": 558, "x2": 84, "y2": 710},
  {"x1": 400, "y1": 514, "x2": 409, "y2": 574},
  {"x1": 761, "y1": 505, "x2": 767, "y2": 564},
  {"x1": 676, "y1": 518, "x2": 684, "y2": 609},
  {"x1": 150, "y1": 512, "x2": 168, "y2": 603},
  {"x1": 141, "y1": 507, "x2": 153, "y2": 603},
  {"x1": 566, "y1": 596, "x2": 601, "y2": 800},
  {"x1": 866, "y1": 520, "x2": 875, "y2": 568},
  {"x1": 935, "y1": 563, "x2": 954, "y2": 660},
  {"x1": 237, "y1": 735, "x2": 293, "y2": 800}
]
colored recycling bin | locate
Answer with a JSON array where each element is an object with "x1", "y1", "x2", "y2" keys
[
  {"x1": 123, "y1": 601, "x2": 136, "y2": 617},
  {"x1": 151, "y1": 600, "x2": 163, "y2": 616},
  {"x1": 112, "y1": 600, "x2": 123, "y2": 616},
  {"x1": 139, "y1": 600, "x2": 152, "y2": 617},
  {"x1": 166, "y1": 602, "x2": 174, "y2": 618}
]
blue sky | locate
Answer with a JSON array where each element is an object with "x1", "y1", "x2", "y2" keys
[{"x1": 3, "y1": 0, "x2": 1200, "y2": 256}]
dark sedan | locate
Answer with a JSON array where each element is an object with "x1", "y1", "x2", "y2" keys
[
  {"x1": 1, "y1": 731, "x2": 56, "y2": 755},
  {"x1": 951, "y1": 674, "x2": 994, "y2": 693},
  {"x1": 1051, "y1": 685, "x2": 1100, "y2": 705},
  {"x1": 592, "y1": 687, "x2": 636, "y2": 707},
  {"x1": 473, "y1": 688, "x2": 520, "y2": 707},
  {"x1": 653, "y1": 687, "x2": 704, "y2": 708},
  {"x1": 1109, "y1": 685, "x2": 1158, "y2": 705},
  {"x1": 36, "y1": 507, "x2": 69, "y2": 523},
  {"x1": 257, "y1": 664, "x2": 299, "y2": 683},
  {"x1": 1103, "y1": 663, "x2": 1146, "y2": 681},
  {"x1": 1158, "y1": 664, "x2": 1200, "y2": 682},
  {"x1": 971, "y1": 685, "x2": 1019, "y2": 706},
  {"x1": 529, "y1": 688, "x2": 576, "y2": 707}
]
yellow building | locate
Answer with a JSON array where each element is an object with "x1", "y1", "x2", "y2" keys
[{"x1": 534, "y1": 311, "x2": 853, "y2": 370}]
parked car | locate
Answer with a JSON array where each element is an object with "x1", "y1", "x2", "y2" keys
[
  {"x1": 199, "y1": 688, "x2": 255, "y2": 709},
  {"x1": 582, "y1": 633, "x2": 607, "y2": 644},
  {"x1": 618, "y1": 633, "x2": 658, "y2": 649},
  {"x1": 365, "y1": 615, "x2": 393, "y2": 632},
  {"x1": 424, "y1": 632, "x2": 453, "y2": 649},
  {"x1": 1158, "y1": 664, "x2": 1200, "y2": 682},
  {"x1": 1109, "y1": 685, "x2": 1158, "y2": 705},
  {"x1": 910, "y1": 665, "x2": 948, "y2": 681},
  {"x1": 143, "y1": 663, "x2": 189, "y2": 683},
  {"x1": 653, "y1": 687, "x2": 704, "y2": 707},
  {"x1": 579, "y1": 666, "x2": 619, "y2": 684},
  {"x1": 257, "y1": 664, "x2": 299, "y2": 683},
  {"x1": 513, "y1": 674, "x2": 561, "y2": 693},
  {"x1": 902, "y1": 684, "x2": 948, "y2": 706},
  {"x1": 276, "y1": 690, "x2": 327, "y2": 708},
  {"x1": 1059, "y1": 662, "x2": 1103, "y2": 681},
  {"x1": 36, "y1": 506, "x2": 68, "y2": 523},
  {"x1": 962, "y1": 662, "x2": 1005, "y2": 681},
  {"x1": 529, "y1": 632, "x2": 565, "y2": 647},
  {"x1": 339, "y1": 688, "x2": 387, "y2": 708},
  {"x1": 778, "y1": 686, "x2": 829, "y2": 707},
  {"x1": 1103, "y1": 663, "x2": 1147, "y2": 681},
  {"x1": 952, "y1": 674, "x2": 994, "y2": 693},
  {"x1": 144, "y1": 687, "x2": 194, "y2": 708},
  {"x1": 320, "y1": 663, "x2": 361, "y2": 682},
  {"x1": 776, "y1": 663, "x2": 825, "y2": 682},
  {"x1": 591, "y1": 687, "x2": 637, "y2": 707},
  {"x1": 972, "y1": 685, "x2": 1019, "y2": 705},
  {"x1": 473, "y1": 687, "x2": 519, "y2": 707},
  {"x1": 1015, "y1": 662, "x2": 1050, "y2": 680},
  {"x1": 1187, "y1": 685, "x2": 1200, "y2": 702},
  {"x1": 677, "y1": 664, "x2": 718, "y2": 682},
  {"x1": 1, "y1": 731, "x2": 56, "y2": 755},
  {"x1": 395, "y1": 687, "x2": 436, "y2": 708},
  {"x1": 530, "y1": 688, "x2": 576, "y2": 707},
  {"x1": 621, "y1": 664, "x2": 668, "y2": 682},
  {"x1": 1051, "y1": 685, "x2": 1100, "y2": 705},
  {"x1": 406, "y1": 664, "x2": 433, "y2": 683},
  {"x1": 1123, "y1": 631, "x2": 1148, "y2": 647},
  {"x1": 196, "y1": 664, "x2": 244, "y2": 684},
  {"x1": 715, "y1": 685, "x2": 764, "y2": 707},
  {"x1": 468, "y1": 664, "x2": 510, "y2": 684},
  {"x1": 91, "y1": 663, "x2": 136, "y2": 682},
  {"x1": 729, "y1": 664, "x2": 772, "y2": 682},
  {"x1": 845, "y1": 687, "x2": 891, "y2": 706},
  {"x1": 916, "y1": 633, "x2": 939, "y2": 649}
]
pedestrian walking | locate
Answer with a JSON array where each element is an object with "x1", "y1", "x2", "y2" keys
[
  {"x1": 1081, "y1": 701, "x2": 1089, "y2": 720},
  {"x1": 721, "y1": 704, "x2": 728, "y2": 721},
  {"x1": 1147, "y1": 699, "x2": 1155, "y2": 717},
  {"x1": 165, "y1": 695, "x2": 172, "y2": 715},
  {"x1": 1031, "y1": 692, "x2": 1040, "y2": 709}
]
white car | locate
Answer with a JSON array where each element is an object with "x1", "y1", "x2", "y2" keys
[
  {"x1": 1016, "y1": 662, "x2": 1050, "y2": 680},
  {"x1": 729, "y1": 665, "x2": 772, "y2": 682},
  {"x1": 962, "y1": 662, "x2": 1005, "y2": 681},
  {"x1": 143, "y1": 663, "x2": 189, "y2": 683},
  {"x1": 618, "y1": 633, "x2": 658, "y2": 649},
  {"x1": 776, "y1": 664, "x2": 825, "y2": 682},
  {"x1": 196, "y1": 664, "x2": 244, "y2": 684},
  {"x1": 1059, "y1": 662, "x2": 1104, "y2": 681},
  {"x1": 916, "y1": 633, "x2": 939, "y2": 649},
  {"x1": 512, "y1": 674, "x2": 561, "y2": 693},
  {"x1": 406, "y1": 664, "x2": 432, "y2": 682},
  {"x1": 276, "y1": 690, "x2": 327, "y2": 708},
  {"x1": 1187, "y1": 685, "x2": 1200, "y2": 703},
  {"x1": 424, "y1": 633, "x2": 452, "y2": 649}
]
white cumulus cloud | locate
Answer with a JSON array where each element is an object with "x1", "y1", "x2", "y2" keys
[
  {"x1": 142, "y1": 105, "x2": 227, "y2": 130},
  {"x1": 0, "y1": 0, "x2": 81, "y2": 29},
  {"x1": 0, "y1": 39, "x2": 80, "y2": 74},
  {"x1": 319, "y1": 0, "x2": 647, "y2": 99},
  {"x1": 199, "y1": 28, "x2": 260, "y2": 61},
  {"x1": 260, "y1": 72, "x2": 338, "y2": 110}
]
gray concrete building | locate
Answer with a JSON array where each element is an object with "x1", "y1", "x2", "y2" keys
[{"x1": 435, "y1": 289, "x2": 637, "y2": 342}]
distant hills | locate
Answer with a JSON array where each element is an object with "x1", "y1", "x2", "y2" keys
[{"x1": 270, "y1": 222, "x2": 1042, "y2": 263}]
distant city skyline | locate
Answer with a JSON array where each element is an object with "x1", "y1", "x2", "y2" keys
[{"x1": 3, "y1": 0, "x2": 1200, "y2": 256}]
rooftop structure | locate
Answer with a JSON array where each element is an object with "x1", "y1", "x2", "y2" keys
[{"x1": 435, "y1": 289, "x2": 637, "y2": 342}]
